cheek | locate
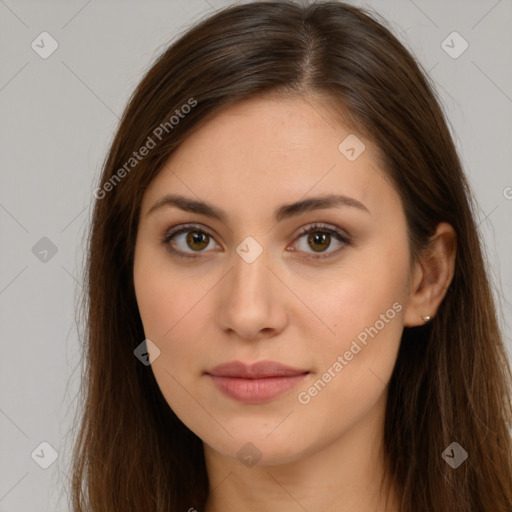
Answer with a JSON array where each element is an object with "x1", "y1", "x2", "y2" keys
[
  {"x1": 305, "y1": 277, "x2": 405, "y2": 374},
  {"x1": 133, "y1": 254, "x2": 213, "y2": 428},
  {"x1": 296, "y1": 239, "x2": 409, "y2": 393},
  {"x1": 133, "y1": 252, "x2": 219, "y2": 387},
  {"x1": 133, "y1": 249, "x2": 206, "y2": 341},
  {"x1": 311, "y1": 251, "x2": 407, "y2": 339},
  {"x1": 293, "y1": 272, "x2": 406, "y2": 436}
]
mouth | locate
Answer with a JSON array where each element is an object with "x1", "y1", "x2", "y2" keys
[{"x1": 205, "y1": 360, "x2": 310, "y2": 404}]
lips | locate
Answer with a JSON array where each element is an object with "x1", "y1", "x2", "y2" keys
[
  {"x1": 205, "y1": 360, "x2": 309, "y2": 404},
  {"x1": 206, "y1": 360, "x2": 309, "y2": 378}
]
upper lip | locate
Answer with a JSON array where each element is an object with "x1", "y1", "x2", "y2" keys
[{"x1": 206, "y1": 360, "x2": 309, "y2": 378}]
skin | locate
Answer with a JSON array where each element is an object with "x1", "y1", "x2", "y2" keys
[{"x1": 133, "y1": 95, "x2": 456, "y2": 512}]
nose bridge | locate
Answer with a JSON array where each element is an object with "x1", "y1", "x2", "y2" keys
[
  {"x1": 230, "y1": 237, "x2": 271, "y2": 302},
  {"x1": 216, "y1": 235, "x2": 287, "y2": 339}
]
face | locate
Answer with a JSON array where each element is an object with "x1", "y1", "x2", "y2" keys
[{"x1": 133, "y1": 95, "x2": 412, "y2": 466}]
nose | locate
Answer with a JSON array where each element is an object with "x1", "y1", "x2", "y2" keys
[{"x1": 216, "y1": 244, "x2": 288, "y2": 341}]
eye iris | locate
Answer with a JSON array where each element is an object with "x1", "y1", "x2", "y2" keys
[
  {"x1": 308, "y1": 232, "x2": 330, "y2": 252},
  {"x1": 186, "y1": 231, "x2": 209, "y2": 251}
]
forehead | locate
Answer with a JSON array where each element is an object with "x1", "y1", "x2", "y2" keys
[
  {"x1": 141, "y1": 96, "x2": 398, "y2": 220},
  {"x1": 181, "y1": 95, "x2": 359, "y2": 166}
]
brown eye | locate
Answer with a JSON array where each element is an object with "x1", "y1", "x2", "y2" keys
[
  {"x1": 185, "y1": 231, "x2": 210, "y2": 251},
  {"x1": 291, "y1": 223, "x2": 351, "y2": 259},
  {"x1": 307, "y1": 232, "x2": 331, "y2": 252},
  {"x1": 162, "y1": 224, "x2": 220, "y2": 258}
]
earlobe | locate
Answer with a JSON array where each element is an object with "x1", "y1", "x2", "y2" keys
[{"x1": 403, "y1": 222, "x2": 457, "y2": 327}]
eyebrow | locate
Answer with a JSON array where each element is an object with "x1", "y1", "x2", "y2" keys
[{"x1": 146, "y1": 193, "x2": 370, "y2": 222}]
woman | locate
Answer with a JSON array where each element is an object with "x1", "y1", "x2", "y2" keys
[{"x1": 70, "y1": 1, "x2": 512, "y2": 510}]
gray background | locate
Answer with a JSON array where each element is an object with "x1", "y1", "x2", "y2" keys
[{"x1": 0, "y1": 0, "x2": 511, "y2": 510}]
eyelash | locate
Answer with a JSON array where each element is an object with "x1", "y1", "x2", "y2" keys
[{"x1": 161, "y1": 222, "x2": 351, "y2": 261}]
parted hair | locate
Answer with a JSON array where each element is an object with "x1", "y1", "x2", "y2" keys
[{"x1": 70, "y1": 2, "x2": 512, "y2": 510}]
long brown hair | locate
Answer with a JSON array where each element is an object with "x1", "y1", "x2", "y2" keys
[{"x1": 69, "y1": 1, "x2": 512, "y2": 510}]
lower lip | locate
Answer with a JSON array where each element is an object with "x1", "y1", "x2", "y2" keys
[{"x1": 208, "y1": 374, "x2": 308, "y2": 404}]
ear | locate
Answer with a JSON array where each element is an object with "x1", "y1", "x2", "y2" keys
[{"x1": 403, "y1": 222, "x2": 457, "y2": 327}]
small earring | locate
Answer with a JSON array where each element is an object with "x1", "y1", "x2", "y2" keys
[{"x1": 421, "y1": 315, "x2": 431, "y2": 323}]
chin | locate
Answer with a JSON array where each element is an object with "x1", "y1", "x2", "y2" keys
[{"x1": 204, "y1": 430, "x2": 311, "y2": 468}]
